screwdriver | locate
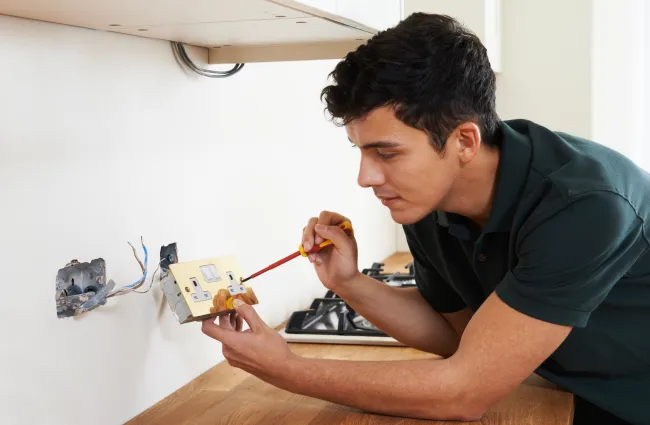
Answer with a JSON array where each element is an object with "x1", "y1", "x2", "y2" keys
[{"x1": 240, "y1": 220, "x2": 353, "y2": 283}]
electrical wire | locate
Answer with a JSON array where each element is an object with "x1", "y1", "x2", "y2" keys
[
  {"x1": 171, "y1": 41, "x2": 244, "y2": 78},
  {"x1": 127, "y1": 241, "x2": 148, "y2": 289},
  {"x1": 107, "y1": 237, "x2": 149, "y2": 298},
  {"x1": 132, "y1": 261, "x2": 161, "y2": 294},
  {"x1": 128, "y1": 240, "x2": 145, "y2": 275}
]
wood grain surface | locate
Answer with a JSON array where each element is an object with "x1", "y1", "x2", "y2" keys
[
  {"x1": 379, "y1": 251, "x2": 414, "y2": 275},
  {"x1": 125, "y1": 252, "x2": 574, "y2": 425}
]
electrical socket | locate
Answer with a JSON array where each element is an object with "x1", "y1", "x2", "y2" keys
[{"x1": 160, "y1": 251, "x2": 259, "y2": 324}]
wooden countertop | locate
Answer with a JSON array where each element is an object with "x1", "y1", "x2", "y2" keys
[{"x1": 126, "y1": 252, "x2": 574, "y2": 425}]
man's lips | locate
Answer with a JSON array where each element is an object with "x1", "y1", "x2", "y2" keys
[{"x1": 377, "y1": 196, "x2": 401, "y2": 206}]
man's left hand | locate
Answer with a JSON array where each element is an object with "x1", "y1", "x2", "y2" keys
[{"x1": 201, "y1": 299, "x2": 298, "y2": 383}]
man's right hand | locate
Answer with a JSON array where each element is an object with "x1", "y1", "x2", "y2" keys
[
  {"x1": 302, "y1": 211, "x2": 361, "y2": 291},
  {"x1": 301, "y1": 211, "x2": 464, "y2": 357}
]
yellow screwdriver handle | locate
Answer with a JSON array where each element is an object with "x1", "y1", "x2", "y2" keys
[{"x1": 299, "y1": 220, "x2": 353, "y2": 257}]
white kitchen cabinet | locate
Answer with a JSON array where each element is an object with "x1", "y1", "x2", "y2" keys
[
  {"x1": 0, "y1": 0, "x2": 380, "y2": 64},
  {"x1": 296, "y1": 0, "x2": 402, "y2": 32},
  {"x1": 207, "y1": 0, "x2": 403, "y2": 63},
  {"x1": 335, "y1": 0, "x2": 403, "y2": 32},
  {"x1": 403, "y1": 0, "x2": 502, "y2": 72},
  {"x1": 0, "y1": 0, "x2": 499, "y2": 68},
  {"x1": 293, "y1": 0, "x2": 339, "y2": 16},
  {"x1": 292, "y1": 0, "x2": 502, "y2": 71}
]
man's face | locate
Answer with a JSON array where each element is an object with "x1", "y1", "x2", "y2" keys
[{"x1": 346, "y1": 106, "x2": 462, "y2": 225}]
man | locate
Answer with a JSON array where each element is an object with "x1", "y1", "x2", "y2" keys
[{"x1": 201, "y1": 13, "x2": 650, "y2": 425}]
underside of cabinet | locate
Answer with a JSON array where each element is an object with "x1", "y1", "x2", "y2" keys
[{"x1": 0, "y1": 0, "x2": 377, "y2": 63}]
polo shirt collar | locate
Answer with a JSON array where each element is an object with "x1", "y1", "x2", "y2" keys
[
  {"x1": 436, "y1": 210, "x2": 475, "y2": 240},
  {"x1": 482, "y1": 121, "x2": 533, "y2": 233},
  {"x1": 436, "y1": 121, "x2": 532, "y2": 237}
]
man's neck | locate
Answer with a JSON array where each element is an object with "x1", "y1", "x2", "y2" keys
[{"x1": 443, "y1": 145, "x2": 501, "y2": 227}]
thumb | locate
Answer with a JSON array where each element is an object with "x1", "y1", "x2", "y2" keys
[
  {"x1": 233, "y1": 299, "x2": 266, "y2": 332},
  {"x1": 314, "y1": 224, "x2": 353, "y2": 254}
]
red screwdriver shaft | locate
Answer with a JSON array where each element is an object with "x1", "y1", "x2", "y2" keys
[
  {"x1": 239, "y1": 220, "x2": 353, "y2": 284},
  {"x1": 240, "y1": 250, "x2": 302, "y2": 283}
]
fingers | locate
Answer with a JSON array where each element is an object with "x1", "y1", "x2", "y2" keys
[
  {"x1": 233, "y1": 299, "x2": 266, "y2": 333},
  {"x1": 202, "y1": 319, "x2": 235, "y2": 345},
  {"x1": 303, "y1": 211, "x2": 352, "y2": 252},
  {"x1": 302, "y1": 217, "x2": 318, "y2": 252},
  {"x1": 235, "y1": 313, "x2": 243, "y2": 332},
  {"x1": 219, "y1": 313, "x2": 234, "y2": 331},
  {"x1": 319, "y1": 211, "x2": 353, "y2": 243},
  {"x1": 314, "y1": 223, "x2": 353, "y2": 255},
  {"x1": 308, "y1": 252, "x2": 322, "y2": 265},
  {"x1": 218, "y1": 312, "x2": 244, "y2": 332},
  {"x1": 318, "y1": 210, "x2": 351, "y2": 230}
]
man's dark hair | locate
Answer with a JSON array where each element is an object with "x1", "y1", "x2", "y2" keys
[{"x1": 321, "y1": 13, "x2": 500, "y2": 150}]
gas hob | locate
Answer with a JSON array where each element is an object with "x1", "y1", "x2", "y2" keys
[{"x1": 279, "y1": 261, "x2": 415, "y2": 346}]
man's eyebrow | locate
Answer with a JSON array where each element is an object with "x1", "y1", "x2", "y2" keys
[{"x1": 347, "y1": 138, "x2": 401, "y2": 149}]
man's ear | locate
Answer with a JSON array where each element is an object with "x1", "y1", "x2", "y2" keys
[{"x1": 453, "y1": 122, "x2": 482, "y2": 164}]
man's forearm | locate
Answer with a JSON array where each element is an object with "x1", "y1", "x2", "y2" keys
[
  {"x1": 273, "y1": 356, "x2": 483, "y2": 422},
  {"x1": 335, "y1": 273, "x2": 460, "y2": 356}
]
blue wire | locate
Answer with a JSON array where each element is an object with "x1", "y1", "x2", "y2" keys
[
  {"x1": 125, "y1": 243, "x2": 148, "y2": 288},
  {"x1": 105, "y1": 239, "x2": 149, "y2": 297}
]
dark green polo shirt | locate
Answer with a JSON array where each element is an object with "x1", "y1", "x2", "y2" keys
[{"x1": 403, "y1": 119, "x2": 650, "y2": 425}]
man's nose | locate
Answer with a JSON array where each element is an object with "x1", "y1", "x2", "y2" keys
[{"x1": 357, "y1": 156, "x2": 385, "y2": 188}]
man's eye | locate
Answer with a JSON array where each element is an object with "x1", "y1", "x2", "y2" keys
[{"x1": 377, "y1": 151, "x2": 397, "y2": 159}]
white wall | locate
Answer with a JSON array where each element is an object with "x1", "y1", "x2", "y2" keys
[
  {"x1": 637, "y1": 1, "x2": 650, "y2": 171},
  {"x1": 591, "y1": 0, "x2": 645, "y2": 160},
  {"x1": 498, "y1": 0, "x2": 648, "y2": 156},
  {"x1": 0, "y1": 15, "x2": 396, "y2": 425},
  {"x1": 496, "y1": 0, "x2": 593, "y2": 135}
]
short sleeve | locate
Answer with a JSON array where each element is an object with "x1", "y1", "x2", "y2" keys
[
  {"x1": 403, "y1": 224, "x2": 467, "y2": 313},
  {"x1": 495, "y1": 191, "x2": 649, "y2": 328}
]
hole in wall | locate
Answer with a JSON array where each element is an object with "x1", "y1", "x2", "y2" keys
[{"x1": 55, "y1": 258, "x2": 115, "y2": 319}]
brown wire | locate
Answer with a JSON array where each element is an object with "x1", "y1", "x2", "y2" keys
[
  {"x1": 106, "y1": 237, "x2": 148, "y2": 297},
  {"x1": 132, "y1": 263, "x2": 161, "y2": 294}
]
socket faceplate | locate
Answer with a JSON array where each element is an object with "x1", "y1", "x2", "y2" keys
[{"x1": 163, "y1": 255, "x2": 258, "y2": 323}]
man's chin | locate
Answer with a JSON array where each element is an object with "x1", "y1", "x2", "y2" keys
[{"x1": 388, "y1": 207, "x2": 428, "y2": 225}]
